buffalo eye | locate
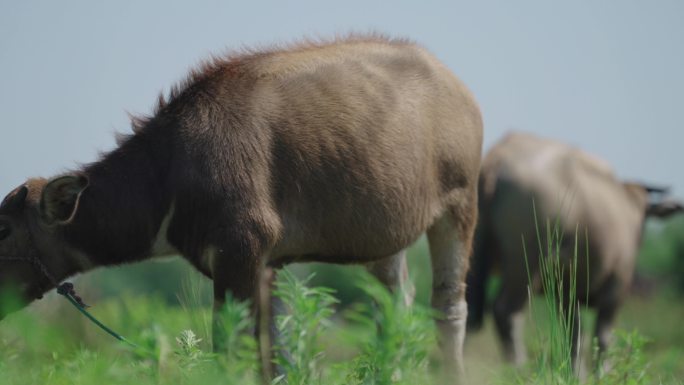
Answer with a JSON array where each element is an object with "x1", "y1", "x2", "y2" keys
[{"x1": 0, "y1": 224, "x2": 10, "y2": 240}]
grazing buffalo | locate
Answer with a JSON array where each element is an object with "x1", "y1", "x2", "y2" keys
[
  {"x1": 466, "y1": 132, "x2": 682, "y2": 368},
  {"x1": 0, "y1": 36, "x2": 482, "y2": 383}
]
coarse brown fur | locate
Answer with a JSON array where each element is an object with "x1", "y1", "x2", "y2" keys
[{"x1": 0, "y1": 35, "x2": 482, "y2": 384}]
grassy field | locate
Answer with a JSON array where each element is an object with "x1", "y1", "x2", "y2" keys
[{"x1": 0, "y1": 218, "x2": 682, "y2": 384}]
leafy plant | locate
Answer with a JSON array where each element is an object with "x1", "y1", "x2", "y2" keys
[
  {"x1": 175, "y1": 329, "x2": 212, "y2": 370},
  {"x1": 345, "y1": 271, "x2": 436, "y2": 385},
  {"x1": 272, "y1": 270, "x2": 339, "y2": 385},
  {"x1": 594, "y1": 330, "x2": 651, "y2": 385}
]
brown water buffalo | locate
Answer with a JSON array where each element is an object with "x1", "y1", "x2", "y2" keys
[
  {"x1": 0, "y1": 35, "x2": 482, "y2": 383},
  {"x1": 466, "y1": 132, "x2": 682, "y2": 368}
]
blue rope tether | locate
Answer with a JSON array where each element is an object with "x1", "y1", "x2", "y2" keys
[{"x1": 56, "y1": 282, "x2": 140, "y2": 349}]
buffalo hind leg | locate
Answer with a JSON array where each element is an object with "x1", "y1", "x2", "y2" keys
[
  {"x1": 366, "y1": 249, "x2": 415, "y2": 306},
  {"x1": 591, "y1": 275, "x2": 622, "y2": 374},
  {"x1": 595, "y1": 301, "x2": 618, "y2": 355},
  {"x1": 427, "y1": 206, "x2": 476, "y2": 384}
]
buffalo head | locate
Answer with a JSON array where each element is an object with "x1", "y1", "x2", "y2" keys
[{"x1": 0, "y1": 176, "x2": 88, "y2": 319}]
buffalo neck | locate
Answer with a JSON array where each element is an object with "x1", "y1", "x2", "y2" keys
[{"x1": 62, "y1": 125, "x2": 174, "y2": 270}]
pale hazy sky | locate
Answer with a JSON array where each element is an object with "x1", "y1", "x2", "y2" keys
[{"x1": 1, "y1": 1, "x2": 683, "y2": 196}]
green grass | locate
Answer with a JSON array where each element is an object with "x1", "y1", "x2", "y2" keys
[
  {"x1": 0, "y1": 269, "x2": 440, "y2": 385},
  {"x1": 0, "y1": 224, "x2": 683, "y2": 384}
]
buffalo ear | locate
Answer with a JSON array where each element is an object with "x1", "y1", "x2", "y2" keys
[
  {"x1": 40, "y1": 175, "x2": 89, "y2": 225},
  {"x1": 647, "y1": 199, "x2": 684, "y2": 219},
  {"x1": 1, "y1": 185, "x2": 29, "y2": 212}
]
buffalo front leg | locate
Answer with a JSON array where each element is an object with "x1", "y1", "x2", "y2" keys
[
  {"x1": 207, "y1": 244, "x2": 272, "y2": 380},
  {"x1": 427, "y1": 208, "x2": 476, "y2": 384},
  {"x1": 212, "y1": 278, "x2": 261, "y2": 358},
  {"x1": 257, "y1": 265, "x2": 290, "y2": 380},
  {"x1": 492, "y1": 282, "x2": 529, "y2": 366},
  {"x1": 212, "y1": 281, "x2": 230, "y2": 353}
]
